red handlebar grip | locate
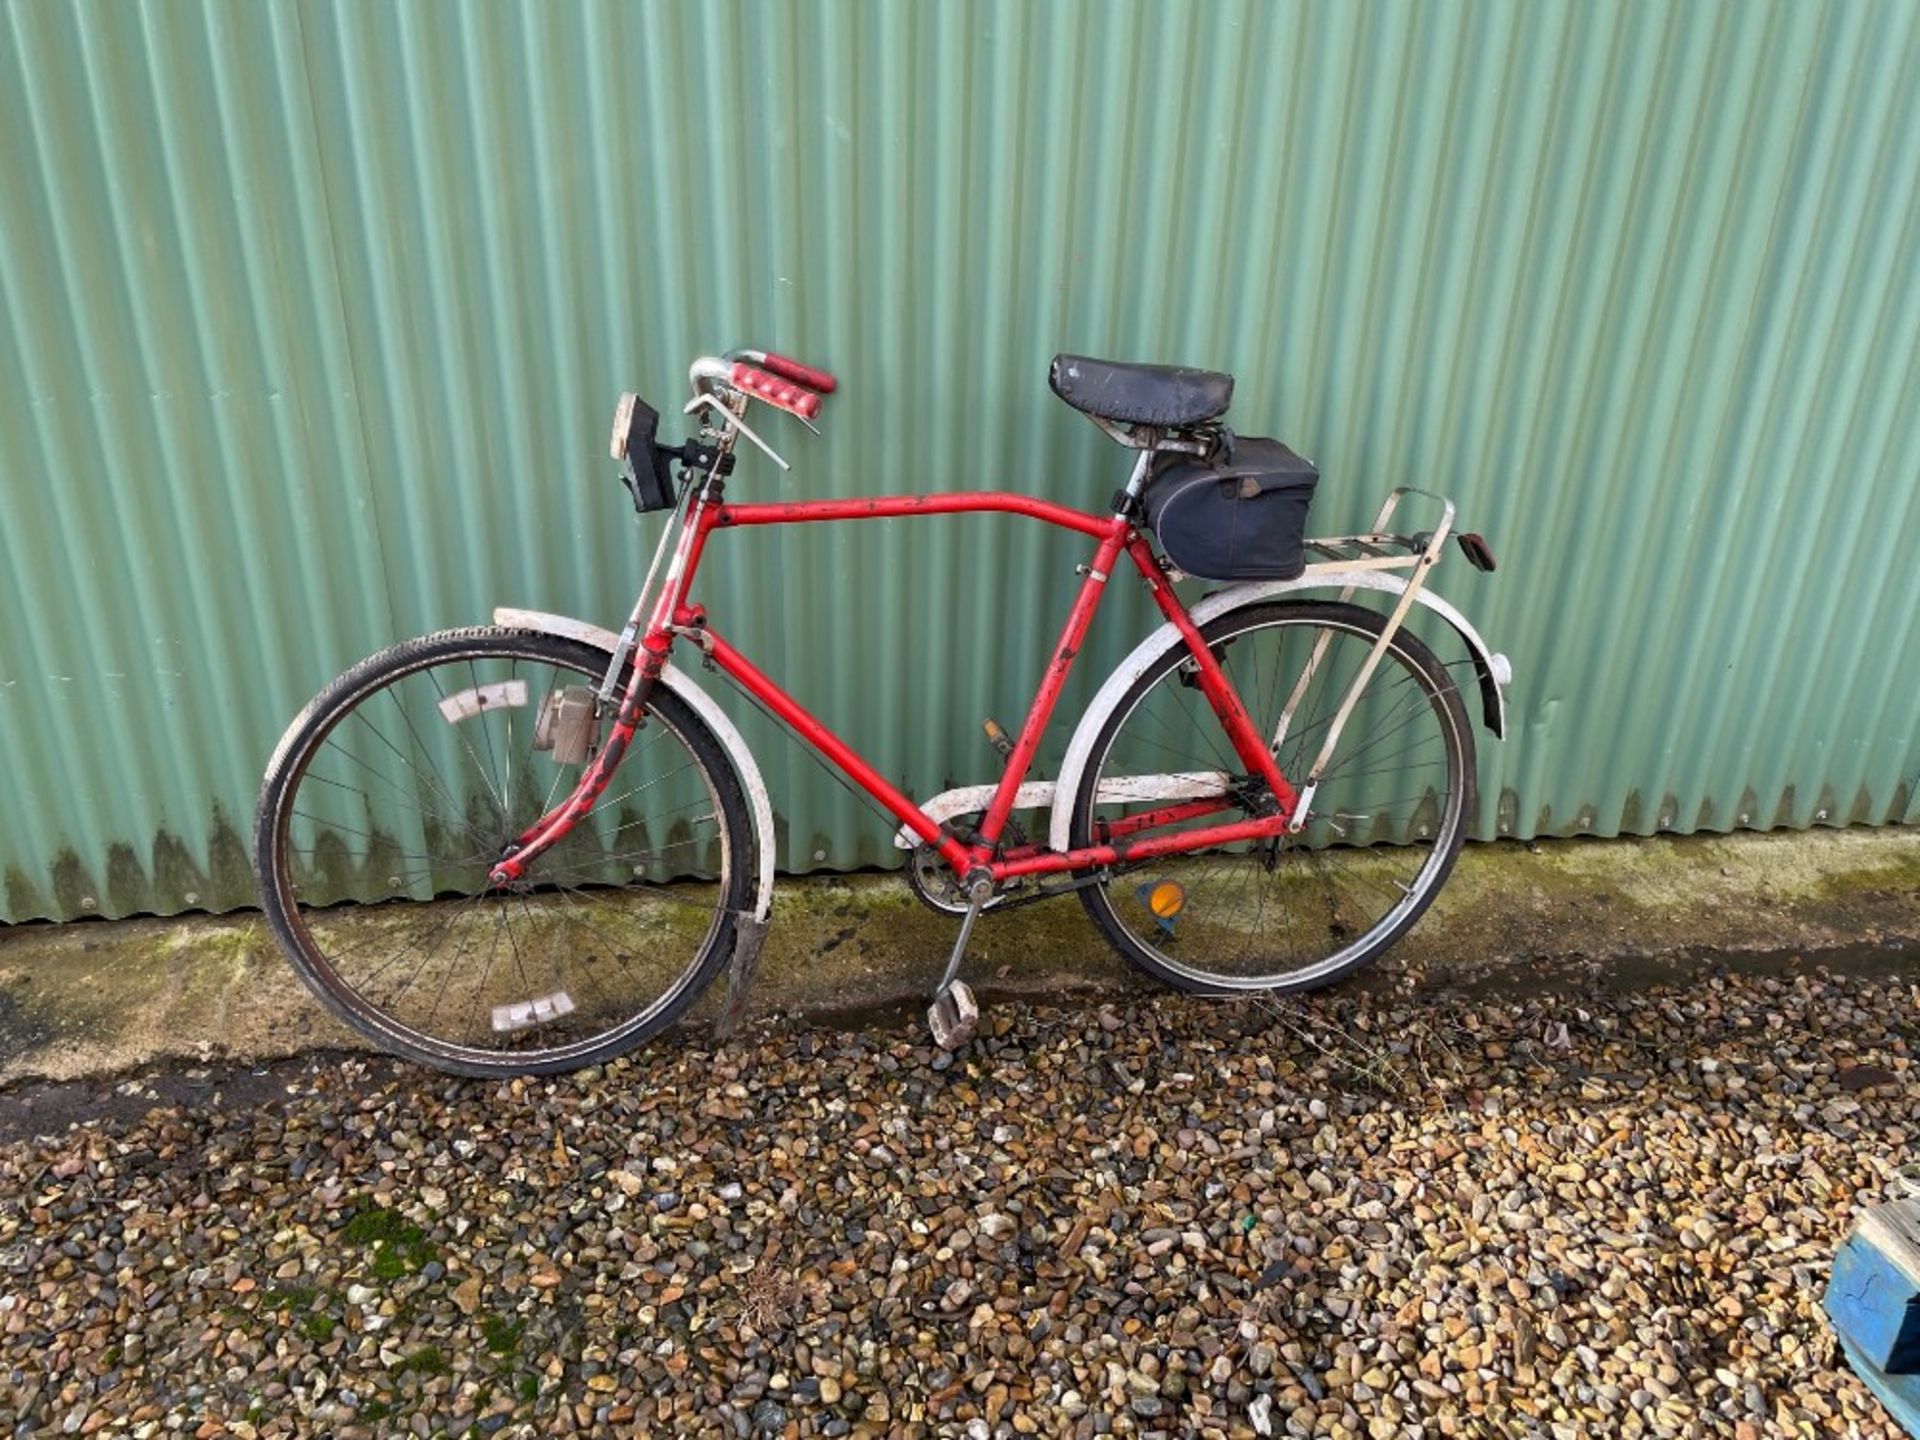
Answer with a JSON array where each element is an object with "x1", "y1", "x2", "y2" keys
[
  {"x1": 758, "y1": 352, "x2": 838, "y2": 394},
  {"x1": 730, "y1": 362, "x2": 822, "y2": 420}
]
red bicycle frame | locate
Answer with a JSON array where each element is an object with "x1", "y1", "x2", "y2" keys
[{"x1": 492, "y1": 487, "x2": 1299, "y2": 889}]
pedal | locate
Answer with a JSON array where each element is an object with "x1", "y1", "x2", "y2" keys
[
  {"x1": 927, "y1": 980, "x2": 979, "y2": 1050},
  {"x1": 982, "y1": 718, "x2": 1015, "y2": 759}
]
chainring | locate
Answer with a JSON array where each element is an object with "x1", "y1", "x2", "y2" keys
[
  {"x1": 905, "y1": 837, "x2": 973, "y2": 915},
  {"x1": 904, "y1": 814, "x2": 1027, "y2": 916}
]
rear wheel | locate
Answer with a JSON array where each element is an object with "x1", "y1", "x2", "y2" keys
[
  {"x1": 1071, "y1": 601, "x2": 1473, "y2": 993},
  {"x1": 254, "y1": 627, "x2": 752, "y2": 1076}
]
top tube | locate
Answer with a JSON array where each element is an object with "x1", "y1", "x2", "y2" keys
[{"x1": 715, "y1": 492, "x2": 1116, "y2": 539}]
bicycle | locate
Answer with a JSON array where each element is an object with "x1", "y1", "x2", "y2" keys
[{"x1": 255, "y1": 348, "x2": 1511, "y2": 1077}]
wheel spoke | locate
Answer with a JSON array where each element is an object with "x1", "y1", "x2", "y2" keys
[
  {"x1": 344, "y1": 709, "x2": 495, "y2": 854},
  {"x1": 422, "y1": 666, "x2": 511, "y2": 826},
  {"x1": 264, "y1": 637, "x2": 740, "y2": 1076},
  {"x1": 1080, "y1": 607, "x2": 1466, "y2": 990},
  {"x1": 310, "y1": 747, "x2": 485, "y2": 849}
]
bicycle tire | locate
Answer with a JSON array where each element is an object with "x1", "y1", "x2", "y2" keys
[
  {"x1": 1070, "y1": 600, "x2": 1474, "y2": 994},
  {"x1": 255, "y1": 626, "x2": 753, "y2": 1077}
]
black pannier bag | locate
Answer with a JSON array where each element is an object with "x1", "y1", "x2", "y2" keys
[{"x1": 1143, "y1": 436, "x2": 1320, "y2": 581}]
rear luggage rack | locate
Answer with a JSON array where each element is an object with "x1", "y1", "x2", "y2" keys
[
  {"x1": 1303, "y1": 532, "x2": 1429, "y2": 564},
  {"x1": 1256, "y1": 486, "x2": 1478, "y2": 822},
  {"x1": 1299, "y1": 487, "x2": 1457, "y2": 577}
]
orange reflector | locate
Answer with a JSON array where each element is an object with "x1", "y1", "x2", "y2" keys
[{"x1": 1147, "y1": 881, "x2": 1186, "y2": 919}]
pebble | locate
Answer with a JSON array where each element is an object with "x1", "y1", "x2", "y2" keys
[
  {"x1": 0, "y1": 968, "x2": 1910, "y2": 1437},
  {"x1": 1249, "y1": 1393, "x2": 1274, "y2": 1436}
]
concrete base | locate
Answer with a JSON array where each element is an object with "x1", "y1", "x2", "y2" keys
[{"x1": 1, "y1": 827, "x2": 1915, "y2": 1084}]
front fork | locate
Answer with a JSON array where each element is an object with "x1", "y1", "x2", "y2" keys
[
  {"x1": 487, "y1": 643, "x2": 667, "y2": 887},
  {"x1": 487, "y1": 478, "x2": 718, "y2": 887}
]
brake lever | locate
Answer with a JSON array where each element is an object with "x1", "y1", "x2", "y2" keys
[{"x1": 682, "y1": 393, "x2": 790, "y2": 471}]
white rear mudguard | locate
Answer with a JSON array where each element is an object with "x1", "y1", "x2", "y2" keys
[
  {"x1": 492, "y1": 607, "x2": 776, "y2": 923},
  {"x1": 1044, "y1": 573, "x2": 1510, "y2": 854}
]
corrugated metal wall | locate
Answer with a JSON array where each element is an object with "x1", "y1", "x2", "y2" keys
[{"x1": 3, "y1": 0, "x2": 1918, "y2": 922}]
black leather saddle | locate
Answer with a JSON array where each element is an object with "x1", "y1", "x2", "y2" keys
[{"x1": 1048, "y1": 353, "x2": 1234, "y2": 428}]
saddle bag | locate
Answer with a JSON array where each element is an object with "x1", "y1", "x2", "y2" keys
[{"x1": 1143, "y1": 436, "x2": 1319, "y2": 581}]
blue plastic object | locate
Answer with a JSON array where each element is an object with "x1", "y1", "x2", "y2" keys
[{"x1": 1824, "y1": 1198, "x2": 1920, "y2": 1434}]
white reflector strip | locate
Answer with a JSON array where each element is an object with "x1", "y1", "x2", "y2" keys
[
  {"x1": 1090, "y1": 770, "x2": 1230, "y2": 803},
  {"x1": 491, "y1": 989, "x2": 576, "y2": 1033},
  {"x1": 437, "y1": 679, "x2": 529, "y2": 724}
]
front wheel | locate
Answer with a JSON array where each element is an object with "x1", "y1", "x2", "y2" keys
[
  {"x1": 254, "y1": 627, "x2": 753, "y2": 1077},
  {"x1": 1070, "y1": 600, "x2": 1474, "y2": 994}
]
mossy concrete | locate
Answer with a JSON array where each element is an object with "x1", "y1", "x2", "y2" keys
[{"x1": 0, "y1": 826, "x2": 1915, "y2": 1084}]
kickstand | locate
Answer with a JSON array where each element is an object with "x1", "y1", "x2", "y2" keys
[{"x1": 927, "y1": 877, "x2": 990, "y2": 1050}]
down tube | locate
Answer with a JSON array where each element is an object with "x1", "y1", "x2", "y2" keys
[{"x1": 697, "y1": 627, "x2": 976, "y2": 874}]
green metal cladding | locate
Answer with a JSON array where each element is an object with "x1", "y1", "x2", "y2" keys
[{"x1": 2, "y1": 0, "x2": 1918, "y2": 921}]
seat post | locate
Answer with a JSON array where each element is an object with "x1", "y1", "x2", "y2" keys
[{"x1": 1116, "y1": 446, "x2": 1156, "y2": 517}]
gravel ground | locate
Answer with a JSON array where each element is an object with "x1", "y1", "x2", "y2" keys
[{"x1": 0, "y1": 962, "x2": 1914, "y2": 1439}]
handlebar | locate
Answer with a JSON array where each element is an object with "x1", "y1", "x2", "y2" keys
[
  {"x1": 741, "y1": 349, "x2": 837, "y2": 394},
  {"x1": 729, "y1": 361, "x2": 822, "y2": 420},
  {"x1": 682, "y1": 346, "x2": 836, "y2": 470},
  {"x1": 690, "y1": 348, "x2": 836, "y2": 416}
]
